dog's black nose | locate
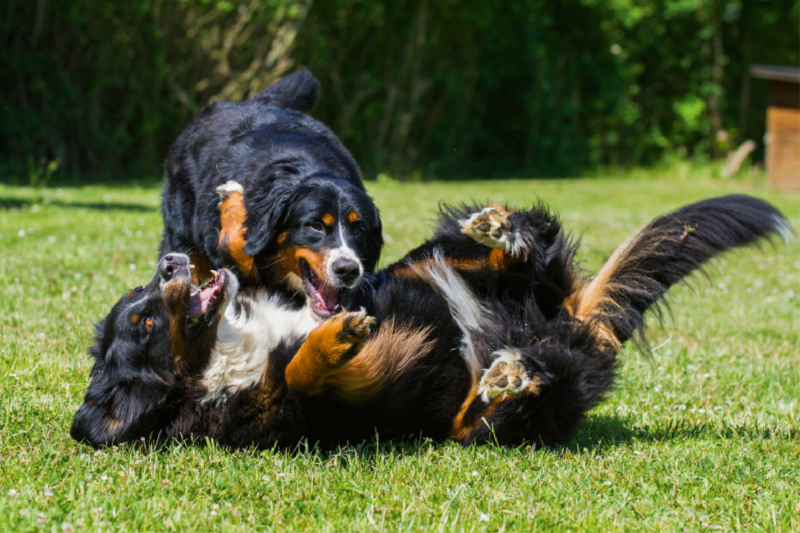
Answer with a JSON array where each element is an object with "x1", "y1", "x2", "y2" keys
[
  {"x1": 332, "y1": 258, "x2": 361, "y2": 286},
  {"x1": 159, "y1": 253, "x2": 190, "y2": 281}
]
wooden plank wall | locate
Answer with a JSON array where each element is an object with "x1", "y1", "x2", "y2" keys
[
  {"x1": 766, "y1": 80, "x2": 800, "y2": 192},
  {"x1": 766, "y1": 106, "x2": 800, "y2": 192}
]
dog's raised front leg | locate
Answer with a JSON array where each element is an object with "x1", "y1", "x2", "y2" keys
[
  {"x1": 285, "y1": 310, "x2": 375, "y2": 396},
  {"x1": 216, "y1": 181, "x2": 258, "y2": 281}
]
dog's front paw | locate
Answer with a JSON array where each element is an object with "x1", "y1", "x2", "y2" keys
[
  {"x1": 460, "y1": 206, "x2": 515, "y2": 252},
  {"x1": 477, "y1": 349, "x2": 539, "y2": 402},
  {"x1": 216, "y1": 181, "x2": 244, "y2": 203},
  {"x1": 312, "y1": 309, "x2": 376, "y2": 368}
]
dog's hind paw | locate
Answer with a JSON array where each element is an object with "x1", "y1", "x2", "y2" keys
[
  {"x1": 477, "y1": 349, "x2": 538, "y2": 402},
  {"x1": 216, "y1": 181, "x2": 244, "y2": 202},
  {"x1": 460, "y1": 206, "x2": 516, "y2": 253}
]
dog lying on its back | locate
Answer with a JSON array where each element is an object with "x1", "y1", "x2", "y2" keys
[
  {"x1": 161, "y1": 70, "x2": 382, "y2": 319},
  {"x1": 70, "y1": 192, "x2": 789, "y2": 449}
]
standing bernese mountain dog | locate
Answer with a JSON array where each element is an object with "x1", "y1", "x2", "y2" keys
[
  {"x1": 70, "y1": 191, "x2": 789, "y2": 450},
  {"x1": 160, "y1": 70, "x2": 382, "y2": 319}
]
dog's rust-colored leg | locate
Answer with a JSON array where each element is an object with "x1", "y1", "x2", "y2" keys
[
  {"x1": 285, "y1": 311, "x2": 375, "y2": 396},
  {"x1": 391, "y1": 206, "x2": 525, "y2": 279},
  {"x1": 216, "y1": 181, "x2": 258, "y2": 281}
]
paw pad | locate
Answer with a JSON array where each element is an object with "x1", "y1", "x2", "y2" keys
[
  {"x1": 460, "y1": 207, "x2": 514, "y2": 252},
  {"x1": 477, "y1": 349, "x2": 535, "y2": 402},
  {"x1": 338, "y1": 308, "x2": 376, "y2": 343}
]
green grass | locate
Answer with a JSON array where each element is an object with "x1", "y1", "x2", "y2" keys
[{"x1": 1, "y1": 170, "x2": 798, "y2": 532}]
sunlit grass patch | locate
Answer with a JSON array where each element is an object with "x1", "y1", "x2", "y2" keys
[{"x1": 1, "y1": 172, "x2": 798, "y2": 532}]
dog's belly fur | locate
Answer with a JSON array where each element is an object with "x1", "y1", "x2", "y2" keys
[{"x1": 201, "y1": 292, "x2": 322, "y2": 402}]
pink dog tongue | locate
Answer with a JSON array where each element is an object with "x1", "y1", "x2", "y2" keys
[
  {"x1": 188, "y1": 285, "x2": 216, "y2": 317},
  {"x1": 313, "y1": 284, "x2": 339, "y2": 313}
]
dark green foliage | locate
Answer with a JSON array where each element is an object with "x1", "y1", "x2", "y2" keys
[{"x1": 1, "y1": 0, "x2": 798, "y2": 182}]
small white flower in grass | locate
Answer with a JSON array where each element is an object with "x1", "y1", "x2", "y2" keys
[
  {"x1": 479, "y1": 513, "x2": 489, "y2": 522},
  {"x1": 19, "y1": 509, "x2": 29, "y2": 516},
  {"x1": 48, "y1": 236, "x2": 56, "y2": 243},
  {"x1": 61, "y1": 523, "x2": 74, "y2": 532},
  {"x1": 18, "y1": 229, "x2": 25, "y2": 237},
  {"x1": 212, "y1": 504, "x2": 219, "y2": 510},
  {"x1": 603, "y1": 481, "x2": 612, "y2": 486},
  {"x1": 129, "y1": 263, "x2": 137, "y2": 271},
  {"x1": 75, "y1": 519, "x2": 84, "y2": 527},
  {"x1": 276, "y1": 473, "x2": 287, "y2": 479},
  {"x1": 210, "y1": 511, "x2": 218, "y2": 517},
  {"x1": 471, "y1": 471, "x2": 479, "y2": 476},
  {"x1": 161, "y1": 479, "x2": 170, "y2": 486},
  {"x1": 8, "y1": 489, "x2": 18, "y2": 497},
  {"x1": 44, "y1": 490, "x2": 53, "y2": 498},
  {"x1": 101, "y1": 475, "x2": 108, "y2": 482}
]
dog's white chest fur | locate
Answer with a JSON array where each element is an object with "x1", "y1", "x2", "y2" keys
[{"x1": 201, "y1": 294, "x2": 320, "y2": 401}]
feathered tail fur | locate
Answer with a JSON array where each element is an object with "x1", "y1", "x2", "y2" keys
[{"x1": 566, "y1": 194, "x2": 791, "y2": 347}]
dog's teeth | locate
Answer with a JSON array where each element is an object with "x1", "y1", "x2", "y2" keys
[
  {"x1": 189, "y1": 264, "x2": 195, "y2": 269},
  {"x1": 210, "y1": 270, "x2": 218, "y2": 276}
]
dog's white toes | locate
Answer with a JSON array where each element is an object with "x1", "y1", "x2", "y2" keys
[
  {"x1": 460, "y1": 207, "x2": 514, "y2": 252},
  {"x1": 477, "y1": 349, "x2": 538, "y2": 402}
]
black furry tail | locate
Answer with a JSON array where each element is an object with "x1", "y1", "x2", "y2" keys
[
  {"x1": 253, "y1": 69, "x2": 320, "y2": 113},
  {"x1": 568, "y1": 195, "x2": 791, "y2": 345}
]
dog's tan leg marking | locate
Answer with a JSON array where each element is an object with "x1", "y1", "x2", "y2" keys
[
  {"x1": 285, "y1": 310, "x2": 375, "y2": 396},
  {"x1": 216, "y1": 181, "x2": 257, "y2": 281}
]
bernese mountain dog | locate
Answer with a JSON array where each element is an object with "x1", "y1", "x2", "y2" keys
[
  {"x1": 70, "y1": 191, "x2": 789, "y2": 450},
  {"x1": 159, "y1": 70, "x2": 382, "y2": 319}
]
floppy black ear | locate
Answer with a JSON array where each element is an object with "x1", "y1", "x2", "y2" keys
[
  {"x1": 241, "y1": 175, "x2": 301, "y2": 257},
  {"x1": 71, "y1": 341, "x2": 174, "y2": 448},
  {"x1": 364, "y1": 203, "x2": 383, "y2": 273},
  {"x1": 71, "y1": 382, "x2": 175, "y2": 448}
]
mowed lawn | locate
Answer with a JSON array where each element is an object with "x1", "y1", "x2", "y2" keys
[{"x1": 1, "y1": 172, "x2": 798, "y2": 532}]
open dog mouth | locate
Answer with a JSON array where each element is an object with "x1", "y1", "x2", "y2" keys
[
  {"x1": 187, "y1": 269, "x2": 228, "y2": 337},
  {"x1": 300, "y1": 259, "x2": 341, "y2": 318}
]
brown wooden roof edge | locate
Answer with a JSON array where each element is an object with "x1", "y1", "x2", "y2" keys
[{"x1": 750, "y1": 64, "x2": 800, "y2": 84}]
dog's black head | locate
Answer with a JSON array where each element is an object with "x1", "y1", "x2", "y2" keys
[
  {"x1": 71, "y1": 254, "x2": 237, "y2": 448},
  {"x1": 245, "y1": 177, "x2": 382, "y2": 318}
]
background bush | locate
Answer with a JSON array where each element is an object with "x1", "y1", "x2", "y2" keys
[{"x1": 1, "y1": 0, "x2": 798, "y2": 182}]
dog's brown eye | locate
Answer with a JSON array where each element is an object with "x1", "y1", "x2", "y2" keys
[
  {"x1": 310, "y1": 222, "x2": 325, "y2": 233},
  {"x1": 144, "y1": 317, "x2": 154, "y2": 330}
]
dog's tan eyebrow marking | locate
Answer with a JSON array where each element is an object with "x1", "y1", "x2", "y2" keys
[
  {"x1": 130, "y1": 314, "x2": 140, "y2": 325},
  {"x1": 322, "y1": 213, "x2": 335, "y2": 227},
  {"x1": 276, "y1": 231, "x2": 288, "y2": 245},
  {"x1": 348, "y1": 211, "x2": 359, "y2": 224},
  {"x1": 127, "y1": 289, "x2": 137, "y2": 297}
]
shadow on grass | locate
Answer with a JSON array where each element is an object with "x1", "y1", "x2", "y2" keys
[
  {"x1": 86, "y1": 415, "x2": 796, "y2": 462},
  {"x1": 560, "y1": 414, "x2": 799, "y2": 454},
  {"x1": 0, "y1": 198, "x2": 157, "y2": 212}
]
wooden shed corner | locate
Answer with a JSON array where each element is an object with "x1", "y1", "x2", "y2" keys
[{"x1": 750, "y1": 65, "x2": 800, "y2": 192}]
